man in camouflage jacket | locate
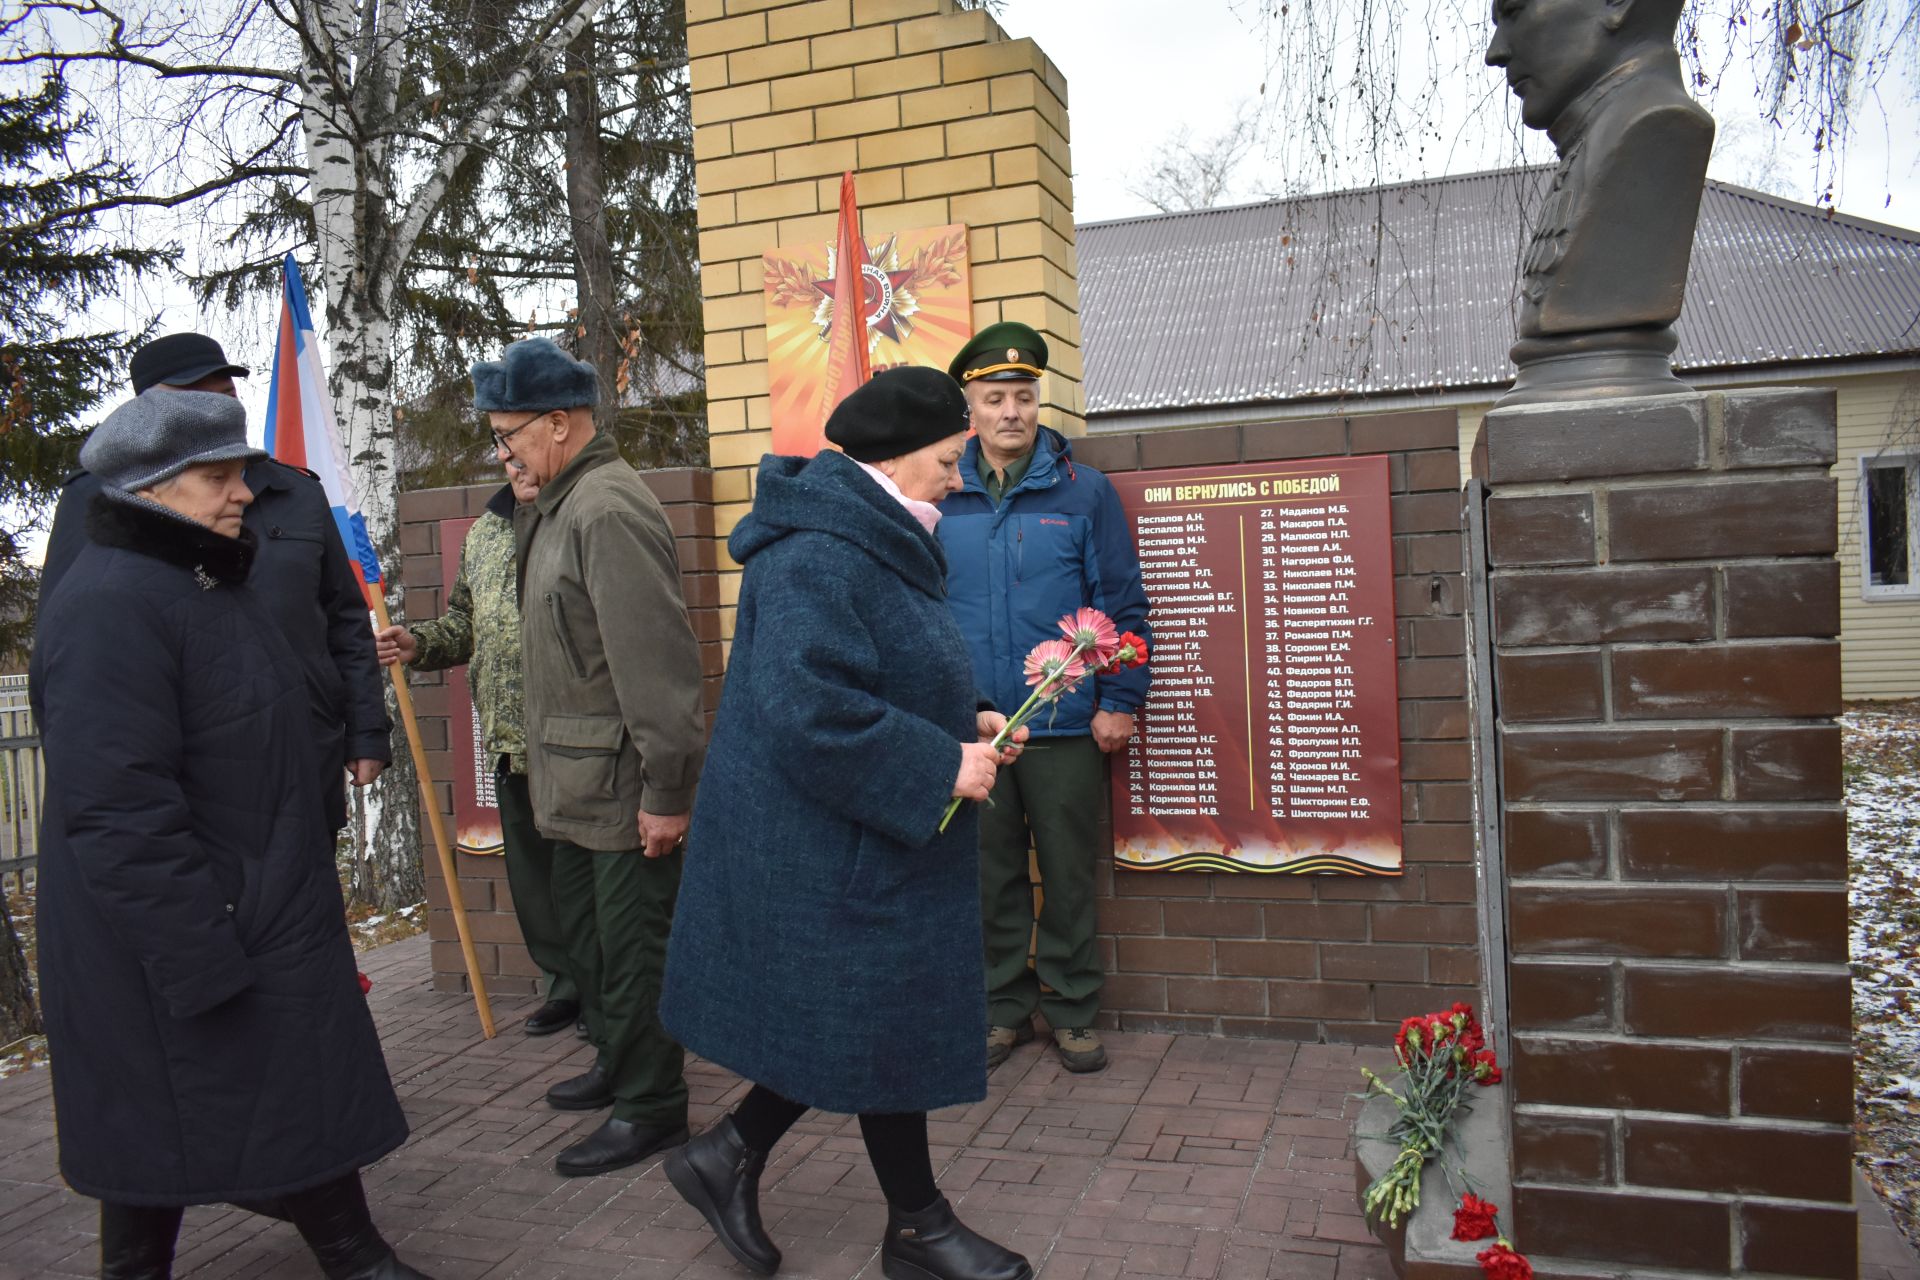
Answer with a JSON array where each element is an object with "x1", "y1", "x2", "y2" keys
[{"x1": 375, "y1": 469, "x2": 581, "y2": 1038}]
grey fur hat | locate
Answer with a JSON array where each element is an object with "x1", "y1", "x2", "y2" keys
[
  {"x1": 80, "y1": 391, "x2": 265, "y2": 493},
  {"x1": 471, "y1": 337, "x2": 600, "y2": 413}
]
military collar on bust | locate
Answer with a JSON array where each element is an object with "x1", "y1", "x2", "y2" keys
[{"x1": 1548, "y1": 45, "x2": 1677, "y2": 152}]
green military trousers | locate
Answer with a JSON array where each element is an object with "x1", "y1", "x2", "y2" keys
[
  {"x1": 550, "y1": 840, "x2": 688, "y2": 1127},
  {"x1": 494, "y1": 767, "x2": 577, "y2": 1005},
  {"x1": 978, "y1": 733, "x2": 1106, "y2": 1031}
]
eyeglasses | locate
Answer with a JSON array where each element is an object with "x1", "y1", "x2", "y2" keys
[{"x1": 490, "y1": 409, "x2": 547, "y2": 458}]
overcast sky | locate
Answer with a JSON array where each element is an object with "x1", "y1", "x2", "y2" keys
[{"x1": 993, "y1": 0, "x2": 1920, "y2": 230}]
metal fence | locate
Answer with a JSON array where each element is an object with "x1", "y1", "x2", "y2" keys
[{"x1": 0, "y1": 674, "x2": 41, "y2": 894}]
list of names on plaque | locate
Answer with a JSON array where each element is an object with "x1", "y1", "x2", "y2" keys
[{"x1": 1110, "y1": 457, "x2": 1403, "y2": 875}]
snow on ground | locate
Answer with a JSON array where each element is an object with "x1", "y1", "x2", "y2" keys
[{"x1": 1847, "y1": 700, "x2": 1920, "y2": 1246}]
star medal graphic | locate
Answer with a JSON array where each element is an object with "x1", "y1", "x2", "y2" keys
[
  {"x1": 813, "y1": 235, "x2": 920, "y2": 343},
  {"x1": 762, "y1": 223, "x2": 974, "y2": 453}
]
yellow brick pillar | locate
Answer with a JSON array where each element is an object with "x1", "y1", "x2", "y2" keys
[{"x1": 687, "y1": 0, "x2": 1080, "y2": 637}]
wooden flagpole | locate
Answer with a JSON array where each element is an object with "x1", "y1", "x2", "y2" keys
[{"x1": 369, "y1": 592, "x2": 496, "y2": 1039}]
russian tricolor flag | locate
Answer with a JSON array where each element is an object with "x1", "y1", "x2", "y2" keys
[{"x1": 263, "y1": 253, "x2": 383, "y2": 598}]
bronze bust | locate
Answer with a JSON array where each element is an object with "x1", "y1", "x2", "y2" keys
[{"x1": 1486, "y1": 0, "x2": 1716, "y2": 405}]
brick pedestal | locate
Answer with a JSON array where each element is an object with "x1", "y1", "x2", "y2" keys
[
  {"x1": 1477, "y1": 389, "x2": 1854, "y2": 1277},
  {"x1": 689, "y1": 0, "x2": 1080, "y2": 640}
]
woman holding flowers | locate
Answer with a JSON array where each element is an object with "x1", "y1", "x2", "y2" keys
[{"x1": 659, "y1": 366, "x2": 1031, "y2": 1280}]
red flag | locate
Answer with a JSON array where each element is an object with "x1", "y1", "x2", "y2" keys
[{"x1": 816, "y1": 171, "x2": 873, "y2": 435}]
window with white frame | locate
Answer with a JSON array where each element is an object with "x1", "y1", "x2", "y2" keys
[{"x1": 1861, "y1": 451, "x2": 1919, "y2": 599}]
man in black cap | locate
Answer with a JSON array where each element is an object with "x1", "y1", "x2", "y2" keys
[
  {"x1": 937, "y1": 321, "x2": 1152, "y2": 1075},
  {"x1": 38, "y1": 332, "x2": 391, "y2": 831}
]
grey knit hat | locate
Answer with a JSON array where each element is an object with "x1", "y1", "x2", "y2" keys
[{"x1": 80, "y1": 390, "x2": 266, "y2": 493}]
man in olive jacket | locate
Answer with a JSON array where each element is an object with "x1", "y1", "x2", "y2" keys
[{"x1": 472, "y1": 337, "x2": 706, "y2": 1179}]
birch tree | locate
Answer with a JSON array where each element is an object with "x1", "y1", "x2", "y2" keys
[{"x1": 3, "y1": 0, "x2": 611, "y2": 908}]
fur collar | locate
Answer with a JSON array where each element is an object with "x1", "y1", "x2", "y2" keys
[{"x1": 85, "y1": 491, "x2": 257, "y2": 588}]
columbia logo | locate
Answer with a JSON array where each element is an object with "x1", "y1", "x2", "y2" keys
[{"x1": 1039, "y1": 517, "x2": 1068, "y2": 527}]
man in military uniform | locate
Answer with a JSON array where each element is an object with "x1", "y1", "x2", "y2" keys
[
  {"x1": 937, "y1": 321, "x2": 1152, "y2": 1075},
  {"x1": 1485, "y1": 0, "x2": 1713, "y2": 401},
  {"x1": 374, "y1": 458, "x2": 582, "y2": 1040},
  {"x1": 476, "y1": 337, "x2": 706, "y2": 1177},
  {"x1": 38, "y1": 333, "x2": 390, "y2": 828}
]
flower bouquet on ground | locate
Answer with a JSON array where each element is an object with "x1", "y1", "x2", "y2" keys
[
  {"x1": 1358, "y1": 1003, "x2": 1530, "y2": 1277},
  {"x1": 938, "y1": 607, "x2": 1147, "y2": 833}
]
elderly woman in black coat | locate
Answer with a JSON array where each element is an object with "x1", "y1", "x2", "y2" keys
[
  {"x1": 30, "y1": 391, "x2": 430, "y2": 1280},
  {"x1": 658, "y1": 367, "x2": 1029, "y2": 1280}
]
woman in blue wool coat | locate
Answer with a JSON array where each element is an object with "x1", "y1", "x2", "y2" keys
[{"x1": 659, "y1": 367, "x2": 1030, "y2": 1280}]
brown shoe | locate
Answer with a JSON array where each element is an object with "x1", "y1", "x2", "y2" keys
[
  {"x1": 1052, "y1": 1028, "x2": 1107, "y2": 1073},
  {"x1": 986, "y1": 1022, "x2": 1035, "y2": 1069}
]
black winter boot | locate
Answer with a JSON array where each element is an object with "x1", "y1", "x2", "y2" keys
[
  {"x1": 880, "y1": 1196, "x2": 1032, "y2": 1280},
  {"x1": 282, "y1": 1173, "x2": 437, "y2": 1279},
  {"x1": 665, "y1": 1117, "x2": 781, "y2": 1275},
  {"x1": 99, "y1": 1202, "x2": 183, "y2": 1280}
]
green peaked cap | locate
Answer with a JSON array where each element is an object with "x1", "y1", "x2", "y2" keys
[{"x1": 948, "y1": 320, "x2": 1048, "y2": 384}]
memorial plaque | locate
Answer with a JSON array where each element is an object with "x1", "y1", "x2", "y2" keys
[
  {"x1": 438, "y1": 516, "x2": 505, "y2": 857},
  {"x1": 1111, "y1": 457, "x2": 1403, "y2": 874}
]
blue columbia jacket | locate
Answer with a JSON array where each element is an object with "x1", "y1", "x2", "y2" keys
[{"x1": 938, "y1": 426, "x2": 1152, "y2": 737}]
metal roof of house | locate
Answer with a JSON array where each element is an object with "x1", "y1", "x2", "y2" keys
[{"x1": 1076, "y1": 167, "x2": 1920, "y2": 418}]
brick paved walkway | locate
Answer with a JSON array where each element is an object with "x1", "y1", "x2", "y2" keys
[
  {"x1": 2, "y1": 935, "x2": 1915, "y2": 1279},
  {"x1": 0, "y1": 935, "x2": 1396, "y2": 1279}
]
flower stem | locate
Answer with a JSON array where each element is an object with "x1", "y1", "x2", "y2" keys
[{"x1": 937, "y1": 637, "x2": 1097, "y2": 832}]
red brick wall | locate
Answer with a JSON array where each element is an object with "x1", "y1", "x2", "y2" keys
[
  {"x1": 1478, "y1": 389, "x2": 1854, "y2": 1277},
  {"x1": 399, "y1": 470, "x2": 723, "y2": 997},
  {"x1": 1072, "y1": 409, "x2": 1475, "y2": 1042}
]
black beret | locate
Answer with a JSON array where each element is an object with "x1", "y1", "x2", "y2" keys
[
  {"x1": 824, "y1": 366, "x2": 969, "y2": 463},
  {"x1": 471, "y1": 337, "x2": 600, "y2": 412},
  {"x1": 947, "y1": 320, "x2": 1048, "y2": 384}
]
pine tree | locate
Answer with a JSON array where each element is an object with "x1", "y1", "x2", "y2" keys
[
  {"x1": 0, "y1": 75, "x2": 169, "y2": 661},
  {"x1": 0, "y1": 73, "x2": 166, "y2": 1044}
]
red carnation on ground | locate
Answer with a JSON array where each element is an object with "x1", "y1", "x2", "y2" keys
[
  {"x1": 1451, "y1": 1194, "x2": 1499, "y2": 1242},
  {"x1": 1477, "y1": 1243, "x2": 1533, "y2": 1280}
]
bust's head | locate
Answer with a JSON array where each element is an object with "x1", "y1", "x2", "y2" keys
[{"x1": 1484, "y1": 0, "x2": 1684, "y2": 131}]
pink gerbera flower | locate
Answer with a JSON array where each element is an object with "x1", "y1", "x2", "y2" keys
[
  {"x1": 1024, "y1": 639, "x2": 1088, "y2": 699},
  {"x1": 1058, "y1": 607, "x2": 1120, "y2": 666}
]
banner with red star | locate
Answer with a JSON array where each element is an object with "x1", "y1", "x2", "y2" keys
[{"x1": 763, "y1": 223, "x2": 973, "y2": 455}]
